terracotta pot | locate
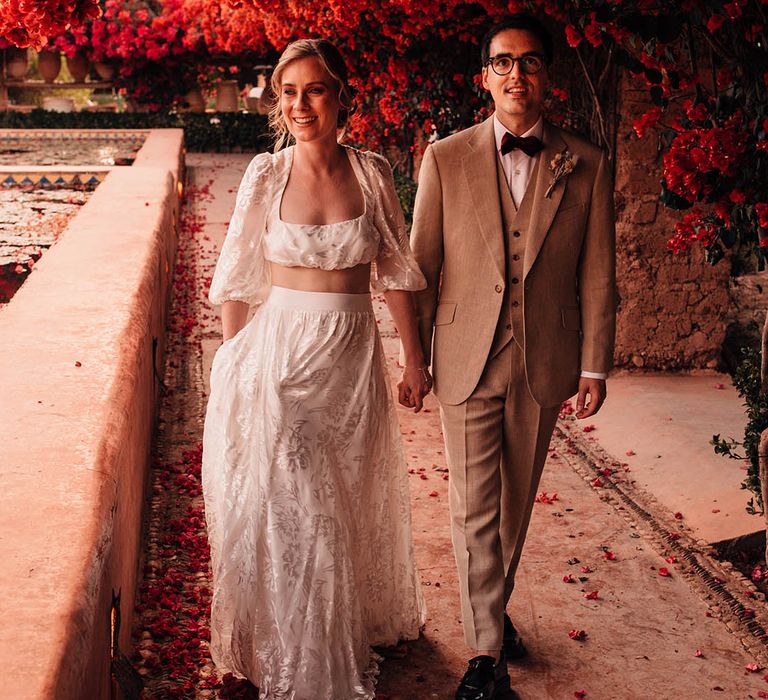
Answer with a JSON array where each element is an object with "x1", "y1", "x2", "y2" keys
[
  {"x1": 94, "y1": 61, "x2": 115, "y2": 81},
  {"x1": 5, "y1": 47, "x2": 29, "y2": 80},
  {"x1": 215, "y1": 79, "x2": 239, "y2": 112},
  {"x1": 66, "y1": 52, "x2": 89, "y2": 83},
  {"x1": 184, "y1": 87, "x2": 205, "y2": 112},
  {"x1": 37, "y1": 50, "x2": 61, "y2": 83}
]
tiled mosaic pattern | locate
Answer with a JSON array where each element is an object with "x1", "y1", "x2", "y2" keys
[{"x1": 0, "y1": 171, "x2": 106, "y2": 187}]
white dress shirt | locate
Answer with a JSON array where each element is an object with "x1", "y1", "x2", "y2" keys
[{"x1": 492, "y1": 114, "x2": 606, "y2": 381}]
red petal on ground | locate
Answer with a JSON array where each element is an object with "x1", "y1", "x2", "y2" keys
[
  {"x1": 535, "y1": 491, "x2": 558, "y2": 504},
  {"x1": 591, "y1": 477, "x2": 603, "y2": 487},
  {"x1": 563, "y1": 574, "x2": 575, "y2": 583},
  {"x1": 665, "y1": 556, "x2": 677, "y2": 564},
  {"x1": 584, "y1": 591, "x2": 599, "y2": 600},
  {"x1": 746, "y1": 663, "x2": 761, "y2": 672},
  {"x1": 419, "y1": 474, "x2": 428, "y2": 480},
  {"x1": 574, "y1": 691, "x2": 587, "y2": 699},
  {"x1": 603, "y1": 551, "x2": 616, "y2": 561},
  {"x1": 694, "y1": 649, "x2": 703, "y2": 657},
  {"x1": 74, "y1": 361, "x2": 82, "y2": 367},
  {"x1": 580, "y1": 566, "x2": 593, "y2": 573},
  {"x1": 658, "y1": 567, "x2": 671, "y2": 577},
  {"x1": 674, "y1": 512, "x2": 683, "y2": 519},
  {"x1": 626, "y1": 450, "x2": 636, "y2": 456},
  {"x1": 428, "y1": 490, "x2": 439, "y2": 497},
  {"x1": 568, "y1": 629, "x2": 587, "y2": 640},
  {"x1": 583, "y1": 425, "x2": 596, "y2": 433}
]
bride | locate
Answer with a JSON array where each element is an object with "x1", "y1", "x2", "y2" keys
[{"x1": 202, "y1": 38, "x2": 429, "y2": 699}]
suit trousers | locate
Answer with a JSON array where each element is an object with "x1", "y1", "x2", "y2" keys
[{"x1": 439, "y1": 338, "x2": 559, "y2": 650}]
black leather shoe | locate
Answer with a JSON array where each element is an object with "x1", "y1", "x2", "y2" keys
[
  {"x1": 455, "y1": 654, "x2": 511, "y2": 700},
  {"x1": 503, "y1": 613, "x2": 527, "y2": 660}
]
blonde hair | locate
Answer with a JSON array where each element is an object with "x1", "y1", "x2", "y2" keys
[{"x1": 269, "y1": 39, "x2": 358, "y2": 152}]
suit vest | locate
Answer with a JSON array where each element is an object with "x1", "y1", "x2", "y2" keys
[{"x1": 488, "y1": 153, "x2": 540, "y2": 359}]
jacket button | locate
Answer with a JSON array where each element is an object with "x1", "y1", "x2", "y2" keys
[
  {"x1": 512, "y1": 277, "x2": 519, "y2": 284},
  {"x1": 512, "y1": 300, "x2": 520, "y2": 308},
  {"x1": 513, "y1": 230, "x2": 521, "y2": 238},
  {"x1": 505, "y1": 323, "x2": 512, "y2": 330},
  {"x1": 494, "y1": 284, "x2": 503, "y2": 293},
  {"x1": 512, "y1": 254, "x2": 520, "y2": 261}
]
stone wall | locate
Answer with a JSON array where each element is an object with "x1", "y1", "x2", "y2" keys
[{"x1": 613, "y1": 74, "x2": 730, "y2": 370}]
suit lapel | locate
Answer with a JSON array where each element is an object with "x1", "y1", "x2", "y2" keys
[
  {"x1": 461, "y1": 118, "x2": 505, "y2": 279},
  {"x1": 523, "y1": 122, "x2": 568, "y2": 278}
]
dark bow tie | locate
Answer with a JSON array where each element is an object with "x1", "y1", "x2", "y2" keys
[{"x1": 500, "y1": 132, "x2": 544, "y2": 157}]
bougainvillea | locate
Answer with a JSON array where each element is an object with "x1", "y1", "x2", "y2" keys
[{"x1": 0, "y1": 0, "x2": 101, "y2": 49}]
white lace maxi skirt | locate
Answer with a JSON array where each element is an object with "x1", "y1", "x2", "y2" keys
[{"x1": 202, "y1": 286, "x2": 427, "y2": 700}]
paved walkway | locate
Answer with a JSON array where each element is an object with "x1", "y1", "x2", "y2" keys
[{"x1": 136, "y1": 154, "x2": 768, "y2": 699}]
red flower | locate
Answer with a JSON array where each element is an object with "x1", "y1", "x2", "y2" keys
[
  {"x1": 565, "y1": 25, "x2": 583, "y2": 48},
  {"x1": 633, "y1": 107, "x2": 663, "y2": 138},
  {"x1": 756, "y1": 203, "x2": 768, "y2": 229},
  {"x1": 706, "y1": 15, "x2": 726, "y2": 33}
]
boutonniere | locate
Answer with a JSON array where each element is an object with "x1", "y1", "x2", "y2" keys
[{"x1": 545, "y1": 150, "x2": 578, "y2": 198}]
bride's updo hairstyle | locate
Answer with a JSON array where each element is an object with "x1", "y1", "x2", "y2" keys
[{"x1": 269, "y1": 38, "x2": 358, "y2": 152}]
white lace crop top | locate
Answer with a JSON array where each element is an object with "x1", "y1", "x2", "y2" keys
[{"x1": 208, "y1": 145, "x2": 427, "y2": 307}]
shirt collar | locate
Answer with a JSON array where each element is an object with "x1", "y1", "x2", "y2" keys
[{"x1": 493, "y1": 114, "x2": 544, "y2": 153}]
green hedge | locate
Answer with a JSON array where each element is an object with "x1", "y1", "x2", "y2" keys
[{"x1": 0, "y1": 110, "x2": 271, "y2": 152}]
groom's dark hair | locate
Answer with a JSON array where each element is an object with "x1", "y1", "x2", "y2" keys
[{"x1": 481, "y1": 14, "x2": 554, "y2": 66}]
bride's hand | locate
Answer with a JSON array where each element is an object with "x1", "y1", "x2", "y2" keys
[{"x1": 397, "y1": 365, "x2": 433, "y2": 413}]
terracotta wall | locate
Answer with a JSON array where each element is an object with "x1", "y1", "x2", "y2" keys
[{"x1": 0, "y1": 130, "x2": 183, "y2": 699}]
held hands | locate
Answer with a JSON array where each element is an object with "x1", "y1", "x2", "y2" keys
[
  {"x1": 398, "y1": 365, "x2": 433, "y2": 413},
  {"x1": 576, "y1": 377, "x2": 607, "y2": 419}
]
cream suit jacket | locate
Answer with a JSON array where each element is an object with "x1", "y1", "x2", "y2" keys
[{"x1": 410, "y1": 117, "x2": 616, "y2": 407}]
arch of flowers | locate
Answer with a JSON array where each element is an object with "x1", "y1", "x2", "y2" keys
[{"x1": 3, "y1": 0, "x2": 768, "y2": 500}]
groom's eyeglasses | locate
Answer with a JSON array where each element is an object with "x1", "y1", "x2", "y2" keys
[{"x1": 485, "y1": 53, "x2": 545, "y2": 76}]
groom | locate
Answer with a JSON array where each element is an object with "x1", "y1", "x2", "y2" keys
[{"x1": 410, "y1": 13, "x2": 616, "y2": 700}]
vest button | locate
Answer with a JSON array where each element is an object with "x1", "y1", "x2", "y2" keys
[
  {"x1": 495, "y1": 284, "x2": 503, "y2": 293},
  {"x1": 512, "y1": 300, "x2": 520, "y2": 308},
  {"x1": 513, "y1": 230, "x2": 521, "y2": 238},
  {"x1": 512, "y1": 254, "x2": 520, "y2": 261},
  {"x1": 506, "y1": 323, "x2": 512, "y2": 330},
  {"x1": 512, "y1": 277, "x2": 520, "y2": 284}
]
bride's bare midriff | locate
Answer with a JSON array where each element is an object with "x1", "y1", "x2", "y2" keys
[{"x1": 270, "y1": 261, "x2": 371, "y2": 294}]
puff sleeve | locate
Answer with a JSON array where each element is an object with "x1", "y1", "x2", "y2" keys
[
  {"x1": 208, "y1": 152, "x2": 273, "y2": 307},
  {"x1": 367, "y1": 154, "x2": 427, "y2": 293}
]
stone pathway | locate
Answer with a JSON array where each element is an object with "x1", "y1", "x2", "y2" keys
[{"x1": 131, "y1": 154, "x2": 768, "y2": 700}]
